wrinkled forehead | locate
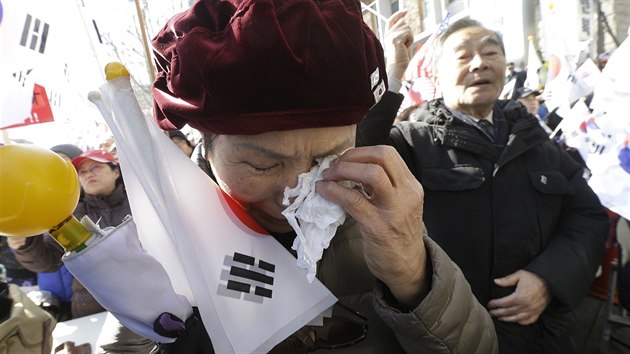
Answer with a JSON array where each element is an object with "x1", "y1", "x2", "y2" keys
[
  {"x1": 444, "y1": 26, "x2": 502, "y2": 50},
  {"x1": 214, "y1": 125, "x2": 356, "y2": 158},
  {"x1": 78, "y1": 159, "x2": 107, "y2": 169}
]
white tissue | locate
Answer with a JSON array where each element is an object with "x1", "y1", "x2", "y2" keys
[{"x1": 281, "y1": 155, "x2": 347, "y2": 283}]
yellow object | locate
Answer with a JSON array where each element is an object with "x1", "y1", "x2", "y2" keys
[
  {"x1": 105, "y1": 62, "x2": 130, "y2": 80},
  {"x1": 0, "y1": 145, "x2": 80, "y2": 237},
  {"x1": 50, "y1": 216, "x2": 92, "y2": 252}
]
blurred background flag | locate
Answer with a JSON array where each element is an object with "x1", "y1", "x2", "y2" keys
[
  {"x1": 399, "y1": 12, "x2": 451, "y2": 110},
  {"x1": 0, "y1": 0, "x2": 103, "y2": 143},
  {"x1": 584, "y1": 34, "x2": 630, "y2": 219},
  {"x1": 524, "y1": 35, "x2": 542, "y2": 90},
  {"x1": 0, "y1": 0, "x2": 39, "y2": 129}
]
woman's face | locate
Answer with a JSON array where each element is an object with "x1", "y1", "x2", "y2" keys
[
  {"x1": 207, "y1": 125, "x2": 356, "y2": 233},
  {"x1": 76, "y1": 160, "x2": 120, "y2": 197}
]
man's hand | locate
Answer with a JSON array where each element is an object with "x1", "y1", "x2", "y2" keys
[
  {"x1": 6, "y1": 236, "x2": 28, "y2": 250},
  {"x1": 385, "y1": 10, "x2": 413, "y2": 81},
  {"x1": 488, "y1": 270, "x2": 552, "y2": 325}
]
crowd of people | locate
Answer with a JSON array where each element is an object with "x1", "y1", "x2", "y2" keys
[{"x1": 1, "y1": 0, "x2": 628, "y2": 353}]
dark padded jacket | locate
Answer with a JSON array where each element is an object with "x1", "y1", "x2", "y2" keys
[{"x1": 387, "y1": 99, "x2": 609, "y2": 353}]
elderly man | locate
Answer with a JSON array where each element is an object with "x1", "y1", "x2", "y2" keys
[{"x1": 380, "y1": 18, "x2": 609, "y2": 353}]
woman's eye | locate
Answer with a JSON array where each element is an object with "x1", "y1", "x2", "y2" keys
[{"x1": 247, "y1": 163, "x2": 278, "y2": 174}]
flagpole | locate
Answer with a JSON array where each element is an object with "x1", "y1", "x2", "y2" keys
[
  {"x1": 134, "y1": 0, "x2": 156, "y2": 83},
  {"x1": 1, "y1": 130, "x2": 10, "y2": 145}
]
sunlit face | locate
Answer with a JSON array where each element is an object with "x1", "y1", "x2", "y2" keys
[
  {"x1": 206, "y1": 125, "x2": 356, "y2": 233},
  {"x1": 435, "y1": 26, "x2": 506, "y2": 118},
  {"x1": 77, "y1": 160, "x2": 120, "y2": 197}
]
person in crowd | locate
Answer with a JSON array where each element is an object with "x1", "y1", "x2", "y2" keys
[
  {"x1": 50, "y1": 144, "x2": 84, "y2": 162},
  {"x1": 364, "y1": 18, "x2": 608, "y2": 353},
  {"x1": 99, "y1": 136, "x2": 117, "y2": 155},
  {"x1": 505, "y1": 61, "x2": 527, "y2": 100},
  {"x1": 0, "y1": 237, "x2": 37, "y2": 287},
  {"x1": 149, "y1": 0, "x2": 497, "y2": 352},
  {"x1": 190, "y1": 137, "x2": 213, "y2": 177},
  {"x1": 571, "y1": 211, "x2": 630, "y2": 353},
  {"x1": 8, "y1": 149, "x2": 154, "y2": 354},
  {"x1": 513, "y1": 88, "x2": 590, "y2": 171},
  {"x1": 514, "y1": 87, "x2": 553, "y2": 134},
  {"x1": 357, "y1": 9, "x2": 411, "y2": 145},
  {"x1": 168, "y1": 130, "x2": 194, "y2": 157}
]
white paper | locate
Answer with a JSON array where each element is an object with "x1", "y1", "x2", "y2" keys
[{"x1": 282, "y1": 155, "x2": 348, "y2": 283}]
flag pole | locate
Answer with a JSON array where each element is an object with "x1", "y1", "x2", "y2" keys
[
  {"x1": 1, "y1": 129, "x2": 10, "y2": 145},
  {"x1": 134, "y1": 0, "x2": 156, "y2": 83}
]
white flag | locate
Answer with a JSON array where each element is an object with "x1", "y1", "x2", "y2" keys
[
  {"x1": 0, "y1": 0, "x2": 37, "y2": 128},
  {"x1": 0, "y1": 0, "x2": 102, "y2": 133},
  {"x1": 586, "y1": 35, "x2": 630, "y2": 220},
  {"x1": 89, "y1": 71, "x2": 337, "y2": 353},
  {"x1": 524, "y1": 37, "x2": 541, "y2": 90}
]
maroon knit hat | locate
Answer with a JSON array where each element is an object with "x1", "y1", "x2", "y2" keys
[{"x1": 152, "y1": 0, "x2": 387, "y2": 135}]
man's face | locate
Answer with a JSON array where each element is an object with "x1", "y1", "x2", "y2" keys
[
  {"x1": 517, "y1": 94, "x2": 540, "y2": 115},
  {"x1": 206, "y1": 125, "x2": 355, "y2": 233},
  {"x1": 435, "y1": 26, "x2": 506, "y2": 118}
]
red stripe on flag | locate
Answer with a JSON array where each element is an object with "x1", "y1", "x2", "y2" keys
[{"x1": 2, "y1": 84, "x2": 54, "y2": 129}]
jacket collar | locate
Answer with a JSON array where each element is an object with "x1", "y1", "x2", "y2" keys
[
  {"x1": 83, "y1": 183, "x2": 127, "y2": 209},
  {"x1": 418, "y1": 99, "x2": 549, "y2": 164}
]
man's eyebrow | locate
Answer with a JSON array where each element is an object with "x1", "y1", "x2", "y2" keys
[
  {"x1": 240, "y1": 137, "x2": 354, "y2": 160},
  {"x1": 480, "y1": 35, "x2": 501, "y2": 47},
  {"x1": 451, "y1": 42, "x2": 469, "y2": 52}
]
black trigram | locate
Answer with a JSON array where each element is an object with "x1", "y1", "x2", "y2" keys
[
  {"x1": 222, "y1": 252, "x2": 275, "y2": 301},
  {"x1": 48, "y1": 90, "x2": 62, "y2": 107},
  {"x1": 12, "y1": 69, "x2": 33, "y2": 87},
  {"x1": 20, "y1": 14, "x2": 49, "y2": 54}
]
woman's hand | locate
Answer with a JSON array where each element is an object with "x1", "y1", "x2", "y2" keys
[{"x1": 315, "y1": 146, "x2": 428, "y2": 308}]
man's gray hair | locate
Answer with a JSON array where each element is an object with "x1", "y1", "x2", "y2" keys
[{"x1": 432, "y1": 18, "x2": 505, "y2": 76}]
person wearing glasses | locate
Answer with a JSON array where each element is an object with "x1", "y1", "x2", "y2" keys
[
  {"x1": 8, "y1": 150, "x2": 155, "y2": 353},
  {"x1": 149, "y1": 0, "x2": 497, "y2": 353}
]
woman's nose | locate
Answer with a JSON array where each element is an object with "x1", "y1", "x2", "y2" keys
[{"x1": 275, "y1": 161, "x2": 316, "y2": 204}]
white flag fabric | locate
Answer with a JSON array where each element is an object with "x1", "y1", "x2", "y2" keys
[
  {"x1": 62, "y1": 216, "x2": 193, "y2": 343},
  {"x1": 542, "y1": 49, "x2": 591, "y2": 112},
  {"x1": 0, "y1": 0, "x2": 37, "y2": 128},
  {"x1": 585, "y1": 35, "x2": 630, "y2": 220},
  {"x1": 89, "y1": 72, "x2": 337, "y2": 353},
  {"x1": 524, "y1": 37, "x2": 541, "y2": 90},
  {"x1": 0, "y1": 0, "x2": 102, "y2": 132}
]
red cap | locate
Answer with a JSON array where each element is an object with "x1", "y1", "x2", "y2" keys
[
  {"x1": 152, "y1": 0, "x2": 387, "y2": 135},
  {"x1": 71, "y1": 150, "x2": 118, "y2": 170}
]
